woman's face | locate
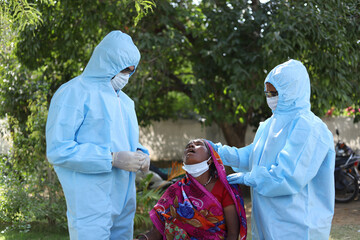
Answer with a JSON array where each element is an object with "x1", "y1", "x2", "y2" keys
[{"x1": 183, "y1": 139, "x2": 211, "y2": 165}]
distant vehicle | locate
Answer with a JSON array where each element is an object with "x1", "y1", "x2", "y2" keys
[{"x1": 334, "y1": 129, "x2": 360, "y2": 203}]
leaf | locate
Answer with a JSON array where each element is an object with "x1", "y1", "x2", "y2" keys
[
  {"x1": 174, "y1": 196, "x2": 179, "y2": 208},
  {"x1": 170, "y1": 205, "x2": 177, "y2": 218},
  {"x1": 185, "y1": 219, "x2": 202, "y2": 228},
  {"x1": 207, "y1": 217, "x2": 219, "y2": 224},
  {"x1": 199, "y1": 209, "x2": 208, "y2": 216}
]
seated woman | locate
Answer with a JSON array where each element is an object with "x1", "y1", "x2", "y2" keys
[{"x1": 136, "y1": 139, "x2": 247, "y2": 240}]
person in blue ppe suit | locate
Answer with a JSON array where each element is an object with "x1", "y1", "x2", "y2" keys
[
  {"x1": 46, "y1": 30, "x2": 150, "y2": 240},
  {"x1": 209, "y1": 59, "x2": 335, "y2": 240}
]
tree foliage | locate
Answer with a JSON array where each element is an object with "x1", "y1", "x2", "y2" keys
[
  {"x1": 0, "y1": 0, "x2": 359, "y2": 230},
  {"x1": 0, "y1": 0, "x2": 47, "y2": 33},
  {"x1": 131, "y1": 0, "x2": 359, "y2": 146},
  {"x1": 0, "y1": 0, "x2": 155, "y2": 230}
]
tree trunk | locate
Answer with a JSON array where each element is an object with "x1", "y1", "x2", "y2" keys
[
  {"x1": 215, "y1": 106, "x2": 255, "y2": 197},
  {"x1": 218, "y1": 122, "x2": 248, "y2": 148},
  {"x1": 218, "y1": 121, "x2": 251, "y2": 197}
]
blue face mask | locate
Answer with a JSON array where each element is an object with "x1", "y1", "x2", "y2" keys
[{"x1": 111, "y1": 72, "x2": 130, "y2": 90}]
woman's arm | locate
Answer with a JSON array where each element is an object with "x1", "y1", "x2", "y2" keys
[
  {"x1": 224, "y1": 204, "x2": 240, "y2": 240},
  {"x1": 136, "y1": 225, "x2": 162, "y2": 240}
]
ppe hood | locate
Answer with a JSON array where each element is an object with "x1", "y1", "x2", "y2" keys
[
  {"x1": 82, "y1": 30, "x2": 140, "y2": 81},
  {"x1": 265, "y1": 59, "x2": 311, "y2": 114}
]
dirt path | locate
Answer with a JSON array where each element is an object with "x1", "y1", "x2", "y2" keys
[
  {"x1": 332, "y1": 197, "x2": 360, "y2": 226},
  {"x1": 243, "y1": 197, "x2": 360, "y2": 226}
]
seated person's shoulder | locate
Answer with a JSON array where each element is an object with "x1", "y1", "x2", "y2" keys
[{"x1": 211, "y1": 180, "x2": 234, "y2": 208}]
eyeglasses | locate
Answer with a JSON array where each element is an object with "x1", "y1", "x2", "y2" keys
[
  {"x1": 120, "y1": 67, "x2": 134, "y2": 74},
  {"x1": 264, "y1": 91, "x2": 278, "y2": 97}
]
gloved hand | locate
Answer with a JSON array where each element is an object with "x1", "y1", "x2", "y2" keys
[
  {"x1": 227, "y1": 172, "x2": 246, "y2": 185},
  {"x1": 137, "y1": 150, "x2": 150, "y2": 173},
  {"x1": 206, "y1": 140, "x2": 221, "y2": 152},
  {"x1": 112, "y1": 151, "x2": 149, "y2": 172}
]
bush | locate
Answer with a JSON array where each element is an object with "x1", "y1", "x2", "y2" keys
[
  {"x1": 0, "y1": 92, "x2": 67, "y2": 232},
  {"x1": 134, "y1": 173, "x2": 163, "y2": 236}
]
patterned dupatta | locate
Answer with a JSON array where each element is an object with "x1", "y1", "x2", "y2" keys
[{"x1": 149, "y1": 142, "x2": 247, "y2": 240}]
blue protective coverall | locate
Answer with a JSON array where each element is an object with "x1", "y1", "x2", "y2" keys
[
  {"x1": 217, "y1": 60, "x2": 335, "y2": 240},
  {"x1": 46, "y1": 31, "x2": 148, "y2": 240}
]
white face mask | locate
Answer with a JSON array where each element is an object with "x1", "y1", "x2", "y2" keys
[
  {"x1": 266, "y1": 96, "x2": 279, "y2": 110},
  {"x1": 111, "y1": 72, "x2": 130, "y2": 90},
  {"x1": 182, "y1": 157, "x2": 211, "y2": 177}
]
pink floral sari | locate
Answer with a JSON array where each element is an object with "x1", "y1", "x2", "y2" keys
[{"x1": 149, "y1": 142, "x2": 247, "y2": 240}]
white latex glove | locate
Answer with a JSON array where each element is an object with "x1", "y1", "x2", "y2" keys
[
  {"x1": 112, "y1": 151, "x2": 148, "y2": 172},
  {"x1": 138, "y1": 150, "x2": 150, "y2": 173}
]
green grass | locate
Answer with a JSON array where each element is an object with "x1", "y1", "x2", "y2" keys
[
  {"x1": 242, "y1": 225, "x2": 360, "y2": 240},
  {"x1": 1, "y1": 222, "x2": 359, "y2": 239},
  {"x1": 0, "y1": 232, "x2": 68, "y2": 240},
  {"x1": 0, "y1": 222, "x2": 68, "y2": 240},
  {"x1": 330, "y1": 225, "x2": 360, "y2": 240}
]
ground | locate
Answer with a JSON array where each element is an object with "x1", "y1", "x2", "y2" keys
[
  {"x1": 243, "y1": 196, "x2": 360, "y2": 240},
  {"x1": 330, "y1": 197, "x2": 360, "y2": 240},
  {"x1": 332, "y1": 198, "x2": 360, "y2": 226}
]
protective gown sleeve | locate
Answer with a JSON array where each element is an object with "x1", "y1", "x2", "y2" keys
[
  {"x1": 137, "y1": 143, "x2": 149, "y2": 155},
  {"x1": 217, "y1": 143, "x2": 254, "y2": 172},
  {"x1": 46, "y1": 103, "x2": 112, "y2": 174},
  {"x1": 217, "y1": 120, "x2": 269, "y2": 172},
  {"x1": 241, "y1": 118, "x2": 332, "y2": 197}
]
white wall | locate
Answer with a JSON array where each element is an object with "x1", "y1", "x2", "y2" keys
[
  {"x1": 139, "y1": 119, "x2": 227, "y2": 161},
  {"x1": 140, "y1": 117, "x2": 360, "y2": 161},
  {"x1": 0, "y1": 117, "x2": 359, "y2": 158},
  {"x1": 324, "y1": 116, "x2": 360, "y2": 150}
]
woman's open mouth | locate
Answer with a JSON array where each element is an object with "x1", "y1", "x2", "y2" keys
[{"x1": 185, "y1": 149, "x2": 196, "y2": 156}]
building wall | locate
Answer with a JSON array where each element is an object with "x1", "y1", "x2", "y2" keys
[
  {"x1": 324, "y1": 116, "x2": 360, "y2": 150},
  {"x1": 139, "y1": 119, "x2": 227, "y2": 161},
  {"x1": 140, "y1": 117, "x2": 360, "y2": 161},
  {"x1": 0, "y1": 117, "x2": 359, "y2": 159}
]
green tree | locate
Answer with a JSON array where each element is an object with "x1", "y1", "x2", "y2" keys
[
  {"x1": 0, "y1": 0, "x2": 155, "y2": 229},
  {"x1": 0, "y1": 0, "x2": 155, "y2": 33},
  {"x1": 132, "y1": 0, "x2": 359, "y2": 146},
  {"x1": 1, "y1": 0, "x2": 359, "y2": 229},
  {"x1": 10, "y1": 0, "x2": 359, "y2": 147}
]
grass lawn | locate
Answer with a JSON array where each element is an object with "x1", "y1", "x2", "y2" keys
[
  {"x1": 0, "y1": 231, "x2": 68, "y2": 240},
  {"x1": 1, "y1": 223, "x2": 359, "y2": 240},
  {"x1": 3, "y1": 197, "x2": 358, "y2": 239},
  {"x1": 243, "y1": 225, "x2": 360, "y2": 240},
  {"x1": 0, "y1": 222, "x2": 68, "y2": 240},
  {"x1": 330, "y1": 225, "x2": 360, "y2": 240}
]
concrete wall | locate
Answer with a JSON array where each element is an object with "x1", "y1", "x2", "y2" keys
[
  {"x1": 139, "y1": 119, "x2": 227, "y2": 161},
  {"x1": 324, "y1": 116, "x2": 360, "y2": 150},
  {"x1": 0, "y1": 117, "x2": 359, "y2": 159},
  {"x1": 140, "y1": 117, "x2": 360, "y2": 161}
]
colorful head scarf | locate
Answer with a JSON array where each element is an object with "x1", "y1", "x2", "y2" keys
[{"x1": 149, "y1": 141, "x2": 247, "y2": 240}]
